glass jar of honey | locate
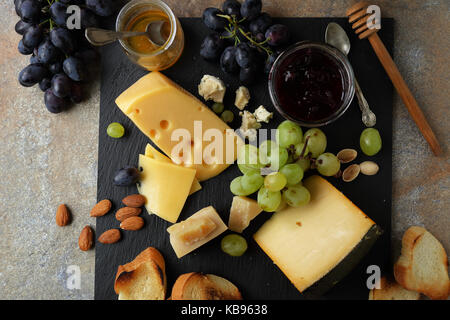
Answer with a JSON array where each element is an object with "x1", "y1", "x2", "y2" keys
[{"x1": 116, "y1": 0, "x2": 184, "y2": 71}]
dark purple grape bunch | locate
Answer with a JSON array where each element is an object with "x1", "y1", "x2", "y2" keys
[
  {"x1": 14, "y1": 0, "x2": 120, "y2": 113},
  {"x1": 199, "y1": 0, "x2": 291, "y2": 85}
]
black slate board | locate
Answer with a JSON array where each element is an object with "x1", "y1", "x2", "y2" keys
[{"x1": 95, "y1": 18, "x2": 394, "y2": 300}]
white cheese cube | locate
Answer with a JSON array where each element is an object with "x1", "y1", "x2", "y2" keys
[
  {"x1": 254, "y1": 105, "x2": 273, "y2": 123},
  {"x1": 234, "y1": 86, "x2": 250, "y2": 110},
  {"x1": 198, "y1": 75, "x2": 226, "y2": 103}
]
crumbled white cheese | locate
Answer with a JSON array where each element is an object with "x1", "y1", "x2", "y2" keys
[
  {"x1": 239, "y1": 111, "x2": 261, "y2": 141},
  {"x1": 253, "y1": 105, "x2": 273, "y2": 124},
  {"x1": 198, "y1": 75, "x2": 226, "y2": 103},
  {"x1": 234, "y1": 86, "x2": 250, "y2": 110}
]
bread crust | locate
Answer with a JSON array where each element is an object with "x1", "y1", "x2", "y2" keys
[
  {"x1": 394, "y1": 226, "x2": 449, "y2": 300},
  {"x1": 171, "y1": 272, "x2": 197, "y2": 300},
  {"x1": 369, "y1": 276, "x2": 420, "y2": 300},
  {"x1": 171, "y1": 272, "x2": 242, "y2": 300},
  {"x1": 114, "y1": 247, "x2": 166, "y2": 297}
]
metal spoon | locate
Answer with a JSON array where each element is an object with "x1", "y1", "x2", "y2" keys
[
  {"x1": 85, "y1": 21, "x2": 167, "y2": 47},
  {"x1": 325, "y1": 22, "x2": 376, "y2": 127}
]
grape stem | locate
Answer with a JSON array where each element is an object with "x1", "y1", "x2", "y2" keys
[
  {"x1": 217, "y1": 14, "x2": 273, "y2": 57},
  {"x1": 299, "y1": 136, "x2": 310, "y2": 159}
]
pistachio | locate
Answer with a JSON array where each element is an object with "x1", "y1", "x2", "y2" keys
[
  {"x1": 342, "y1": 164, "x2": 361, "y2": 182},
  {"x1": 360, "y1": 161, "x2": 379, "y2": 175},
  {"x1": 337, "y1": 149, "x2": 358, "y2": 163}
]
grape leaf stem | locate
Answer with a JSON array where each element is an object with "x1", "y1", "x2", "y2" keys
[{"x1": 217, "y1": 14, "x2": 273, "y2": 57}]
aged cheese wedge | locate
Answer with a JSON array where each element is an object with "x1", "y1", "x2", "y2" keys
[
  {"x1": 144, "y1": 143, "x2": 202, "y2": 195},
  {"x1": 137, "y1": 154, "x2": 196, "y2": 223},
  {"x1": 228, "y1": 196, "x2": 263, "y2": 233},
  {"x1": 254, "y1": 175, "x2": 381, "y2": 295},
  {"x1": 167, "y1": 206, "x2": 227, "y2": 258},
  {"x1": 116, "y1": 72, "x2": 242, "y2": 181}
]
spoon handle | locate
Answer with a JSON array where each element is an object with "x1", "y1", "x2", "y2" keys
[
  {"x1": 354, "y1": 78, "x2": 377, "y2": 127},
  {"x1": 85, "y1": 28, "x2": 147, "y2": 46}
]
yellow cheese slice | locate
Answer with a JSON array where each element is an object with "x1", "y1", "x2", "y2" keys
[
  {"x1": 144, "y1": 143, "x2": 202, "y2": 195},
  {"x1": 137, "y1": 154, "x2": 196, "y2": 223},
  {"x1": 116, "y1": 72, "x2": 242, "y2": 181},
  {"x1": 254, "y1": 175, "x2": 375, "y2": 293},
  {"x1": 167, "y1": 206, "x2": 227, "y2": 258}
]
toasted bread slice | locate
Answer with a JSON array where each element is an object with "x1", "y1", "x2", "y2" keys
[
  {"x1": 171, "y1": 272, "x2": 242, "y2": 300},
  {"x1": 114, "y1": 247, "x2": 166, "y2": 300},
  {"x1": 369, "y1": 276, "x2": 420, "y2": 300},
  {"x1": 394, "y1": 226, "x2": 449, "y2": 300}
]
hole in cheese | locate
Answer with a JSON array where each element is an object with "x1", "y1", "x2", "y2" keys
[
  {"x1": 160, "y1": 120, "x2": 169, "y2": 129},
  {"x1": 149, "y1": 129, "x2": 159, "y2": 139}
]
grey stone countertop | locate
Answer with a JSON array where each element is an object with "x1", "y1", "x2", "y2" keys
[{"x1": 0, "y1": 0, "x2": 448, "y2": 299}]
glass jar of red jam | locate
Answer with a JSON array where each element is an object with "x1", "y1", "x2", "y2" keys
[{"x1": 268, "y1": 41, "x2": 355, "y2": 127}]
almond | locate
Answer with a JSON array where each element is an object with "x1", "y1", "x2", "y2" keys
[
  {"x1": 98, "y1": 229, "x2": 121, "y2": 244},
  {"x1": 120, "y1": 216, "x2": 144, "y2": 231},
  {"x1": 56, "y1": 204, "x2": 71, "y2": 226},
  {"x1": 90, "y1": 199, "x2": 112, "y2": 217},
  {"x1": 122, "y1": 194, "x2": 146, "y2": 208},
  {"x1": 78, "y1": 226, "x2": 94, "y2": 251},
  {"x1": 115, "y1": 207, "x2": 142, "y2": 222}
]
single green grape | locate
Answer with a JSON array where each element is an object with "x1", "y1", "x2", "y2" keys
[
  {"x1": 257, "y1": 187, "x2": 282, "y2": 212},
  {"x1": 259, "y1": 140, "x2": 276, "y2": 166},
  {"x1": 221, "y1": 110, "x2": 234, "y2": 123},
  {"x1": 316, "y1": 153, "x2": 340, "y2": 176},
  {"x1": 230, "y1": 176, "x2": 248, "y2": 196},
  {"x1": 264, "y1": 172, "x2": 287, "y2": 192},
  {"x1": 304, "y1": 128, "x2": 327, "y2": 158},
  {"x1": 221, "y1": 234, "x2": 248, "y2": 257},
  {"x1": 296, "y1": 157, "x2": 311, "y2": 172},
  {"x1": 280, "y1": 163, "x2": 304, "y2": 186},
  {"x1": 237, "y1": 144, "x2": 260, "y2": 168},
  {"x1": 238, "y1": 163, "x2": 259, "y2": 175},
  {"x1": 277, "y1": 120, "x2": 303, "y2": 148},
  {"x1": 212, "y1": 102, "x2": 224, "y2": 114},
  {"x1": 107, "y1": 122, "x2": 125, "y2": 138},
  {"x1": 294, "y1": 142, "x2": 310, "y2": 158},
  {"x1": 259, "y1": 140, "x2": 288, "y2": 170},
  {"x1": 241, "y1": 171, "x2": 264, "y2": 194},
  {"x1": 283, "y1": 185, "x2": 311, "y2": 207},
  {"x1": 360, "y1": 128, "x2": 382, "y2": 156}
]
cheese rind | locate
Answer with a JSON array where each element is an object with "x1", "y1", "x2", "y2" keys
[
  {"x1": 116, "y1": 72, "x2": 240, "y2": 181},
  {"x1": 144, "y1": 143, "x2": 201, "y2": 195},
  {"x1": 254, "y1": 175, "x2": 376, "y2": 293},
  {"x1": 137, "y1": 154, "x2": 196, "y2": 223},
  {"x1": 168, "y1": 206, "x2": 227, "y2": 258}
]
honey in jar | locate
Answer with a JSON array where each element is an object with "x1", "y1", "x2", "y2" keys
[{"x1": 116, "y1": 0, "x2": 184, "y2": 71}]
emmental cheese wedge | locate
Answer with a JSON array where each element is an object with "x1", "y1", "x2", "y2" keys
[
  {"x1": 167, "y1": 206, "x2": 227, "y2": 258},
  {"x1": 144, "y1": 143, "x2": 202, "y2": 195},
  {"x1": 116, "y1": 72, "x2": 241, "y2": 181},
  {"x1": 254, "y1": 175, "x2": 381, "y2": 295},
  {"x1": 137, "y1": 154, "x2": 196, "y2": 223}
]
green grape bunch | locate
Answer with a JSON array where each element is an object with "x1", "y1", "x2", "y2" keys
[{"x1": 231, "y1": 120, "x2": 350, "y2": 212}]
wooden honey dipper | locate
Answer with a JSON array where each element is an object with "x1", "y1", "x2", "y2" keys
[{"x1": 346, "y1": 1, "x2": 442, "y2": 156}]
